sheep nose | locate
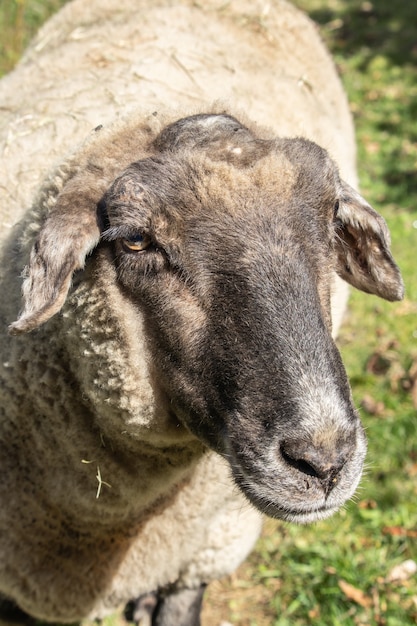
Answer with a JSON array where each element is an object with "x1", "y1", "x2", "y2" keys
[{"x1": 280, "y1": 438, "x2": 350, "y2": 492}]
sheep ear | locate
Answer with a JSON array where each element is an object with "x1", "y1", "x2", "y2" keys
[
  {"x1": 334, "y1": 180, "x2": 404, "y2": 301},
  {"x1": 9, "y1": 193, "x2": 101, "y2": 335}
]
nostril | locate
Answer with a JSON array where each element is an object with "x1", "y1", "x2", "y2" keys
[
  {"x1": 281, "y1": 446, "x2": 322, "y2": 478},
  {"x1": 280, "y1": 439, "x2": 348, "y2": 483}
]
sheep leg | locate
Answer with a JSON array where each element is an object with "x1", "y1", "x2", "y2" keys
[
  {"x1": 151, "y1": 584, "x2": 206, "y2": 626},
  {"x1": 124, "y1": 592, "x2": 158, "y2": 625}
]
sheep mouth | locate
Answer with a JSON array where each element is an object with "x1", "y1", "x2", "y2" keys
[
  {"x1": 226, "y1": 445, "x2": 364, "y2": 524},
  {"x1": 236, "y1": 484, "x2": 342, "y2": 524}
]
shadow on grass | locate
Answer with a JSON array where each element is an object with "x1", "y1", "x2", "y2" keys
[{"x1": 309, "y1": 0, "x2": 417, "y2": 68}]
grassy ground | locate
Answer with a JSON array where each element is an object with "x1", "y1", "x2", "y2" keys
[
  {"x1": 0, "y1": 0, "x2": 69, "y2": 74},
  {"x1": 1, "y1": 0, "x2": 416, "y2": 625}
]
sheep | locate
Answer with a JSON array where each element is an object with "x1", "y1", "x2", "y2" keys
[{"x1": 0, "y1": 1, "x2": 404, "y2": 625}]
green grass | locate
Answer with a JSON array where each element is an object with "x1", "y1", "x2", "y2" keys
[{"x1": 1, "y1": 1, "x2": 416, "y2": 625}]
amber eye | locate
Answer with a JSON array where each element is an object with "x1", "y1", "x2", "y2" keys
[{"x1": 122, "y1": 233, "x2": 151, "y2": 252}]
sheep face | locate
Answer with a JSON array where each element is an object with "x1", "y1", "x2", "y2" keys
[
  {"x1": 11, "y1": 114, "x2": 403, "y2": 525},
  {"x1": 96, "y1": 120, "x2": 400, "y2": 523}
]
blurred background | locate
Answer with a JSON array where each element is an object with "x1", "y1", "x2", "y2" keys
[{"x1": 1, "y1": 1, "x2": 416, "y2": 624}]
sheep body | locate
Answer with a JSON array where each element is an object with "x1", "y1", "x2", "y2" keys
[
  {"x1": 0, "y1": 1, "x2": 403, "y2": 624},
  {"x1": 0, "y1": 0, "x2": 357, "y2": 211}
]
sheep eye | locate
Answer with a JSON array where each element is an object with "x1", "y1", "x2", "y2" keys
[
  {"x1": 122, "y1": 234, "x2": 151, "y2": 252},
  {"x1": 333, "y1": 200, "x2": 340, "y2": 218}
]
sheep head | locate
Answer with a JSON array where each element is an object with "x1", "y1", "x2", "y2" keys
[{"x1": 9, "y1": 113, "x2": 404, "y2": 523}]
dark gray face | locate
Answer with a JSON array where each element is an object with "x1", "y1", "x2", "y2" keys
[
  {"x1": 101, "y1": 135, "x2": 365, "y2": 523},
  {"x1": 11, "y1": 113, "x2": 403, "y2": 523}
]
